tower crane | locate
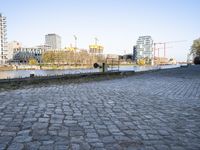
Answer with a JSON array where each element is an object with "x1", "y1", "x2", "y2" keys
[
  {"x1": 154, "y1": 46, "x2": 173, "y2": 58},
  {"x1": 153, "y1": 40, "x2": 186, "y2": 58}
]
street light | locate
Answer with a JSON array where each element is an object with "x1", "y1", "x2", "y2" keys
[
  {"x1": 73, "y1": 35, "x2": 77, "y2": 66},
  {"x1": 73, "y1": 35, "x2": 77, "y2": 50}
]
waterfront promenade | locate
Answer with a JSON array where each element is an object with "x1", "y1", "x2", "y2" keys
[{"x1": 0, "y1": 66, "x2": 200, "y2": 150}]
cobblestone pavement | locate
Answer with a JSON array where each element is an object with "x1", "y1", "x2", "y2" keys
[{"x1": 0, "y1": 66, "x2": 200, "y2": 150}]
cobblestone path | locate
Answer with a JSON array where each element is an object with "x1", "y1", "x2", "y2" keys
[{"x1": 0, "y1": 66, "x2": 200, "y2": 150}]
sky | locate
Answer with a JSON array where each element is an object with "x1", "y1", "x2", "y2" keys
[{"x1": 1, "y1": 0, "x2": 200, "y2": 61}]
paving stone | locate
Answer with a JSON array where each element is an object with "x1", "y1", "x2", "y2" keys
[
  {"x1": 1, "y1": 131, "x2": 16, "y2": 136},
  {"x1": 0, "y1": 136, "x2": 13, "y2": 145},
  {"x1": 32, "y1": 123, "x2": 48, "y2": 130},
  {"x1": 54, "y1": 145, "x2": 69, "y2": 150},
  {"x1": 24, "y1": 141, "x2": 41, "y2": 150},
  {"x1": 48, "y1": 130, "x2": 58, "y2": 136},
  {"x1": 90, "y1": 142, "x2": 104, "y2": 148},
  {"x1": 86, "y1": 132, "x2": 99, "y2": 138},
  {"x1": 39, "y1": 145, "x2": 54, "y2": 150},
  {"x1": 0, "y1": 144, "x2": 7, "y2": 150},
  {"x1": 38, "y1": 118, "x2": 49, "y2": 123},
  {"x1": 97, "y1": 130, "x2": 110, "y2": 136},
  {"x1": 23, "y1": 118, "x2": 37, "y2": 122},
  {"x1": 13, "y1": 135, "x2": 32, "y2": 142},
  {"x1": 7, "y1": 143, "x2": 24, "y2": 150},
  {"x1": 42, "y1": 140, "x2": 54, "y2": 145},
  {"x1": 71, "y1": 136, "x2": 84, "y2": 143},
  {"x1": 102, "y1": 136, "x2": 116, "y2": 144},
  {"x1": 58, "y1": 130, "x2": 69, "y2": 137},
  {"x1": 70, "y1": 131, "x2": 84, "y2": 137},
  {"x1": 71, "y1": 143, "x2": 80, "y2": 150},
  {"x1": 86, "y1": 138, "x2": 101, "y2": 143},
  {"x1": 17, "y1": 129, "x2": 31, "y2": 136}
]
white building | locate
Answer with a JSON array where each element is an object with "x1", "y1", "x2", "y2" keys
[
  {"x1": 0, "y1": 13, "x2": 7, "y2": 64},
  {"x1": 136, "y1": 36, "x2": 153, "y2": 60},
  {"x1": 7, "y1": 41, "x2": 22, "y2": 61},
  {"x1": 45, "y1": 34, "x2": 61, "y2": 50}
]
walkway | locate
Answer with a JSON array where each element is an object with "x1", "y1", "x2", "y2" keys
[{"x1": 0, "y1": 66, "x2": 200, "y2": 150}]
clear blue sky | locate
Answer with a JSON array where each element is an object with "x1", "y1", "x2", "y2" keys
[{"x1": 1, "y1": 0, "x2": 200, "y2": 61}]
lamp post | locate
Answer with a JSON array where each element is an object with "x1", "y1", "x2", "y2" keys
[
  {"x1": 73, "y1": 35, "x2": 77, "y2": 50},
  {"x1": 73, "y1": 35, "x2": 77, "y2": 66}
]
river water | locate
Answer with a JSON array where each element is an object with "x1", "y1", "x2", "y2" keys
[{"x1": 0, "y1": 65, "x2": 180, "y2": 79}]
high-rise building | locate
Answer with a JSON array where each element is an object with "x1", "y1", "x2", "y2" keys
[
  {"x1": 45, "y1": 34, "x2": 61, "y2": 50},
  {"x1": 0, "y1": 13, "x2": 7, "y2": 64},
  {"x1": 136, "y1": 36, "x2": 153, "y2": 60}
]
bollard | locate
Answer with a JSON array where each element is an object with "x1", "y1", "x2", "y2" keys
[
  {"x1": 102, "y1": 63, "x2": 108, "y2": 73},
  {"x1": 93, "y1": 62, "x2": 107, "y2": 73},
  {"x1": 30, "y1": 74, "x2": 34, "y2": 78}
]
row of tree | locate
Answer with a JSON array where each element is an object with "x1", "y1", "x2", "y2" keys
[{"x1": 41, "y1": 50, "x2": 104, "y2": 66}]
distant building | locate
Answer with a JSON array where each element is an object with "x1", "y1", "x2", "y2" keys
[
  {"x1": 89, "y1": 45, "x2": 104, "y2": 54},
  {"x1": 7, "y1": 41, "x2": 22, "y2": 61},
  {"x1": 154, "y1": 57, "x2": 169, "y2": 65},
  {"x1": 0, "y1": 13, "x2": 7, "y2": 64},
  {"x1": 121, "y1": 54, "x2": 133, "y2": 61},
  {"x1": 132, "y1": 45, "x2": 137, "y2": 62},
  {"x1": 13, "y1": 47, "x2": 45, "y2": 63},
  {"x1": 64, "y1": 44, "x2": 77, "y2": 52},
  {"x1": 136, "y1": 36, "x2": 153, "y2": 60},
  {"x1": 45, "y1": 34, "x2": 61, "y2": 50},
  {"x1": 37, "y1": 44, "x2": 51, "y2": 51},
  {"x1": 106, "y1": 54, "x2": 119, "y2": 59}
]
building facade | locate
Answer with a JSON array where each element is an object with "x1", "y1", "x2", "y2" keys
[
  {"x1": 0, "y1": 13, "x2": 7, "y2": 64},
  {"x1": 13, "y1": 47, "x2": 45, "y2": 63},
  {"x1": 45, "y1": 34, "x2": 61, "y2": 50},
  {"x1": 89, "y1": 45, "x2": 104, "y2": 54},
  {"x1": 7, "y1": 41, "x2": 22, "y2": 61},
  {"x1": 136, "y1": 36, "x2": 153, "y2": 60}
]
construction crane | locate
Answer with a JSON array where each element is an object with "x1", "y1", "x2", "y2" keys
[
  {"x1": 153, "y1": 40, "x2": 186, "y2": 58},
  {"x1": 94, "y1": 37, "x2": 98, "y2": 45},
  {"x1": 154, "y1": 46, "x2": 173, "y2": 58}
]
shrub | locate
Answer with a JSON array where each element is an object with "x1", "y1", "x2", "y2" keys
[{"x1": 194, "y1": 56, "x2": 200, "y2": 65}]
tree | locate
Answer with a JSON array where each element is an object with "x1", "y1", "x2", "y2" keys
[
  {"x1": 42, "y1": 51, "x2": 55, "y2": 63},
  {"x1": 29, "y1": 58, "x2": 38, "y2": 65},
  {"x1": 194, "y1": 56, "x2": 200, "y2": 65},
  {"x1": 191, "y1": 38, "x2": 200, "y2": 56}
]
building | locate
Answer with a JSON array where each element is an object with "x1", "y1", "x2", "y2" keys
[
  {"x1": 13, "y1": 47, "x2": 45, "y2": 63},
  {"x1": 37, "y1": 44, "x2": 51, "y2": 51},
  {"x1": 89, "y1": 45, "x2": 104, "y2": 54},
  {"x1": 7, "y1": 41, "x2": 22, "y2": 61},
  {"x1": 45, "y1": 34, "x2": 61, "y2": 50},
  {"x1": 132, "y1": 45, "x2": 137, "y2": 62},
  {"x1": 136, "y1": 36, "x2": 153, "y2": 60},
  {"x1": 0, "y1": 13, "x2": 7, "y2": 64},
  {"x1": 64, "y1": 44, "x2": 77, "y2": 52},
  {"x1": 106, "y1": 54, "x2": 119, "y2": 59}
]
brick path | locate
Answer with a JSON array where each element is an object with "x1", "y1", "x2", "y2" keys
[{"x1": 0, "y1": 66, "x2": 200, "y2": 150}]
